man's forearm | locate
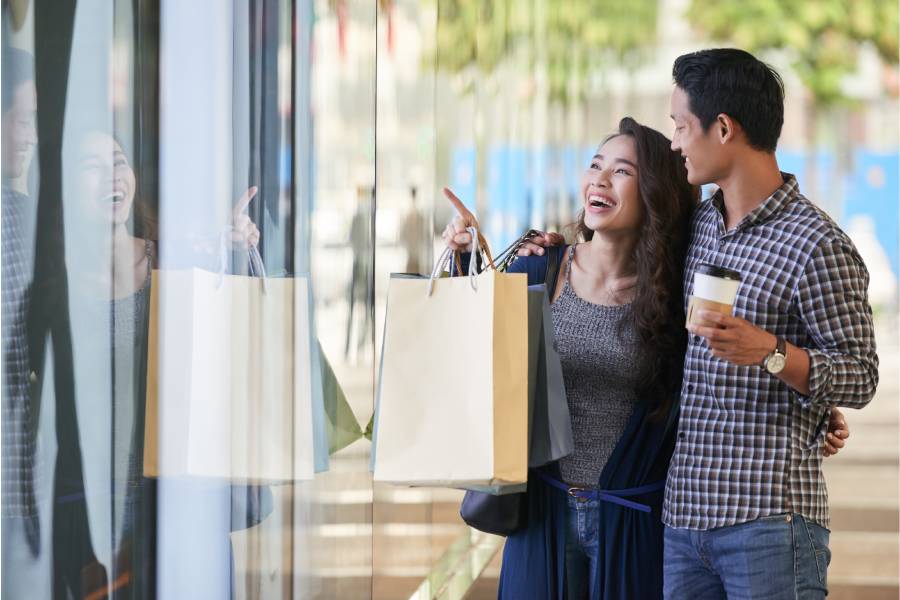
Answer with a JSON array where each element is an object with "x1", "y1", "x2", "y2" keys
[
  {"x1": 778, "y1": 340, "x2": 879, "y2": 408},
  {"x1": 777, "y1": 341, "x2": 810, "y2": 396}
]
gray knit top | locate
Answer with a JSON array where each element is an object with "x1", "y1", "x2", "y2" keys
[{"x1": 552, "y1": 244, "x2": 645, "y2": 487}]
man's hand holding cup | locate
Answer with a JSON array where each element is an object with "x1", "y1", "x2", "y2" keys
[{"x1": 685, "y1": 264, "x2": 775, "y2": 367}]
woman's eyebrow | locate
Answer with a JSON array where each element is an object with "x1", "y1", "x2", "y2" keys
[{"x1": 597, "y1": 154, "x2": 637, "y2": 168}]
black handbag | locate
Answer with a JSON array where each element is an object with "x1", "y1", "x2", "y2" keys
[
  {"x1": 460, "y1": 487, "x2": 527, "y2": 536},
  {"x1": 459, "y1": 243, "x2": 562, "y2": 536}
]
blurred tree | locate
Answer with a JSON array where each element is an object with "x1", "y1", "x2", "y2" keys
[
  {"x1": 685, "y1": 0, "x2": 899, "y2": 201},
  {"x1": 686, "y1": 0, "x2": 897, "y2": 104},
  {"x1": 429, "y1": 0, "x2": 658, "y2": 216},
  {"x1": 432, "y1": 0, "x2": 657, "y2": 104}
]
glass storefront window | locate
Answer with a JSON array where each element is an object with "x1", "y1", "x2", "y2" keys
[{"x1": 2, "y1": 0, "x2": 897, "y2": 598}]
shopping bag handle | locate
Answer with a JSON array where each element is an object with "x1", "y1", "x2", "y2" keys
[
  {"x1": 427, "y1": 226, "x2": 491, "y2": 296},
  {"x1": 491, "y1": 229, "x2": 543, "y2": 272},
  {"x1": 451, "y1": 229, "x2": 495, "y2": 275},
  {"x1": 218, "y1": 227, "x2": 269, "y2": 294}
]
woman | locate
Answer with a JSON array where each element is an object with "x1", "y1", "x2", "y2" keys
[
  {"x1": 63, "y1": 130, "x2": 264, "y2": 598},
  {"x1": 442, "y1": 117, "x2": 848, "y2": 599}
]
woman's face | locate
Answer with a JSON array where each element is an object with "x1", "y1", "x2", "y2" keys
[
  {"x1": 76, "y1": 132, "x2": 136, "y2": 226},
  {"x1": 580, "y1": 134, "x2": 642, "y2": 237}
]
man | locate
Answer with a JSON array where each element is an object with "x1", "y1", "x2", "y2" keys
[
  {"x1": 663, "y1": 48, "x2": 878, "y2": 598},
  {"x1": 2, "y1": 44, "x2": 40, "y2": 555},
  {"x1": 514, "y1": 47, "x2": 862, "y2": 598},
  {"x1": 1, "y1": 44, "x2": 53, "y2": 600}
]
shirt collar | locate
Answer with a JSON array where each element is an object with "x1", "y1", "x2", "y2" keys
[{"x1": 711, "y1": 172, "x2": 799, "y2": 232}]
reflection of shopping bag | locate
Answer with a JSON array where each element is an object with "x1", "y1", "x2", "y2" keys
[
  {"x1": 319, "y1": 341, "x2": 364, "y2": 454},
  {"x1": 373, "y1": 252, "x2": 529, "y2": 487},
  {"x1": 144, "y1": 257, "x2": 329, "y2": 481}
]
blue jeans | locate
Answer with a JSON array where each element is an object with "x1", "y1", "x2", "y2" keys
[
  {"x1": 663, "y1": 514, "x2": 831, "y2": 599},
  {"x1": 565, "y1": 496, "x2": 601, "y2": 599}
]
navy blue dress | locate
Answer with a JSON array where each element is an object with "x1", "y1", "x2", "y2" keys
[{"x1": 497, "y1": 252, "x2": 677, "y2": 600}]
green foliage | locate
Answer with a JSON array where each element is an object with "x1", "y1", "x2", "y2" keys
[
  {"x1": 428, "y1": 0, "x2": 898, "y2": 106},
  {"x1": 685, "y1": 0, "x2": 899, "y2": 105},
  {"x1": 432, "y1": 0, "x2": 659, "y2": 104}
]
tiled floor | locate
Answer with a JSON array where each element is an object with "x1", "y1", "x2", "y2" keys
[
  {"x1": 472, "y1": 319, "x2": 900, "y2": 599},
  {"x1": 231, "y1": 316, "x2": 897, "y2": 599}
]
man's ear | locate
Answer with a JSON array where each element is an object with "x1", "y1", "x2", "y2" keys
[{"x1": 716, "y1": 114, "x2": 737, "y2": 144}]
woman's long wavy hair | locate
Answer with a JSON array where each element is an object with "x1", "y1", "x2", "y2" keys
[{"x1": 569, "y1": 117, "x2": 698, "y2": 419}]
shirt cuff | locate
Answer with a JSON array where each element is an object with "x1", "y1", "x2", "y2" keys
[{"x1": 794, "y1": 347, "x2": 832, "y2": 407}]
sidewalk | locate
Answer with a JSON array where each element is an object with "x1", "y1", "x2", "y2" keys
[
  {"x1": 822, "y1": 316, "x2": 899, "y2": 599},
  {"x1": 471, "y1": 317, "x2": 900, "y2": 599}
]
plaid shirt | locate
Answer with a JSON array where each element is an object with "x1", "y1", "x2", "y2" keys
[
  {"x1": 2, "y1": 184, "x2": 41, "y2": 552},
  {"x1": 663, "y1": 173, "x2": 879, "y2": 530}
]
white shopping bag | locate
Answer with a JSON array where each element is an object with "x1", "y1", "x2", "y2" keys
[
  {"x1": 373, "y1": 242, "x2": 529, "y2": 488},
  {"x1": 144, "y1": 258, "x2": 327, "y2": 481}
]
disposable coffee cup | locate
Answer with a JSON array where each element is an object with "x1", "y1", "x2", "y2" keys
[{"x1": 686, "y1": 264, "x2": 741, "y2": 328}]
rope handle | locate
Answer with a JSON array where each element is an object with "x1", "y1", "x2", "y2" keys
[
  {"x1": 428, "y1": 225, "x2": 490, "y2": 295},
  {"x1": 218, "y1": 227, "x2": 268, "y2": 294},
  {"x1": 491, "y1": 229, "x2": 544, "y2": 272},
  {"x1": 451, "y1": 229, "x2": 495, "y2": 275},
  {"x1": 424, "y1": 227, "x2": 545, "y2": 296}
]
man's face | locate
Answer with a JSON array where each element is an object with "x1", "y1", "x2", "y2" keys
[
  {"x1": 1, "y1": 80, "x2": 37, "y2": 179},
  {"x1": 669, "y1": 86, "x2": 726, "y2": 186}
]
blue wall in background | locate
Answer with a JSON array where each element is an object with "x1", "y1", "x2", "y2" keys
[{"x1": 451, "y1": 146, "x2": 899, "y2": 277}]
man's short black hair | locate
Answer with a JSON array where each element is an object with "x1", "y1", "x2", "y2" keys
[
  {"x1": 672, "y1": 48, "x2": 784, "y2": 153},
  {"x1": 2, "y1": 45, "x2": 35, "y2": 114}
]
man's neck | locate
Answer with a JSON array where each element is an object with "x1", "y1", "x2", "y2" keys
[{"x1": 715, "y1": 153, "x2": 784, "y2": 231}]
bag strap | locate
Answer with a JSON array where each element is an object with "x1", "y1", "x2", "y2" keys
[
  {"x1": 217, "y1": 228, "x2": 269, "y2": 294},
  {"x1": 544, "y1": 245, "x2": 562, "y2": 296}
]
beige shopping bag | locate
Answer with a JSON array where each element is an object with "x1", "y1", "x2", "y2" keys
[
  {"x1": 373, "y1": 265, "x2": 529, "y2": 488},
  {"x1": 144, "y1": 265, "x2": 322, "y2": 481}
]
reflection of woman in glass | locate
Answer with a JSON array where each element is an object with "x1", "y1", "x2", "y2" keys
[{"x1": 65, "y1": 131, "x2": 262, "y2": 596}]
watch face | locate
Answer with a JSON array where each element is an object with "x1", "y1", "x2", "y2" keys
[{"x1": 767, "y1": 354, "x2": 787, "y2": 374}]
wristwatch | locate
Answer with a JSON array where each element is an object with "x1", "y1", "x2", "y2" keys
[{"x1": 762, "y1": 336, "x2": 787, "y2": 374}]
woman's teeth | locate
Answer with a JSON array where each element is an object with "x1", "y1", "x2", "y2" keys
[
  {"x1": 588, "y1": 195, "x2": 614, "y2": 208},
  {"x1": 103, "y1": 191, "x2": 125, "y2": 204}
]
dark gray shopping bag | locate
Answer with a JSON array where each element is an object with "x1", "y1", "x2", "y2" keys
[{"x1": 527, "y1": 283, "x2": 573, "y2": 467}]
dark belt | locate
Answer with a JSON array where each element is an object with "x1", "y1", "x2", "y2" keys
[{"x1": 537, "y1": 471, "x2": 665, "y2": 513}]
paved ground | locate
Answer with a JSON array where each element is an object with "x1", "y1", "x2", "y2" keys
[
  {"x1": 470, "y1": 316, "x2": 900, "y2": 599},
  {"x1": 230, "y1": 306, "x2": 898, "y2": 599}
]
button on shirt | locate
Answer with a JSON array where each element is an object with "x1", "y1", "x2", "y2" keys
[{"x1": 663, "y1": 173, "x2": 879, "y2": 530}]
